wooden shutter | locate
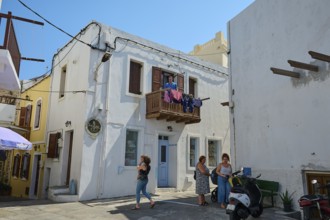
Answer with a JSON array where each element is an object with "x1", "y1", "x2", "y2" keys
[
  {"x1": 12, "y1": 154, "x2": 21, "y2": 177},
  {"x1": 177, "y1": 73, "x2": 184, "y2": 93},
  {"x1": 152, "y1": 67, "x2": 162, "y2": 91},
  {"x1": 47, "y1": 133, "x2": 58, "y2": 158},
  {"x1": 25, "y1": 105, "x2": 32, "y2": 127},
  {"x1": 189, "y1": 77, "x2": 196, "y2": 96},
  {"x1": 129, "y1": 61, "x2": 142, "y2": 94},
  {"x1": 19, "y1": 107, "x2": 26, "y2": 126}
]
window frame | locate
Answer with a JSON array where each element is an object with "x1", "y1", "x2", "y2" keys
[
  {"x1": 205, "y1": 137, "x2": 222, "y2": 168},
  {"x1": 187, "y1": 135, "x2": 200, "y2": 171},
  {"x1": 124, "y1": 129, "x2": 139, "y2": 167},
  {"x1": 12, "y1": 153, "x2": 21, "y2": 178},
  {"x1": 188, "y1": 76, "x2": 198, "y2": 97},
  {"x1": 47, "y1": 133, "x2": 60, "y2": 159},
  {"x1": 59, "y1": 66, "x2": 67, "y2": 99},
  {"x1": 20, "y1": 153, "x2": 31, "y2": 180},
  {"x1": 126, "y1": 57, "x2": 144, "y2": 98},
  {"x1": 33, "y1": 98, "x2": 42, "y2": 130}
]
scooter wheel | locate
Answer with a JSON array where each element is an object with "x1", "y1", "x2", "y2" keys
[
  {"x1": 251, "y1": 203, "x2": 263, "y2": 217},
  {"x1": 229, "y1": 211, "x2": 240, "y2": 220}
]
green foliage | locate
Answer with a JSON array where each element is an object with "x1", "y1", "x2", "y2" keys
[
  {"x1": 0, "y1": 182, "x2": 12, "y2": 191},
  {"x1": 280, "y1": 189, "x2": 295, "y2": 204}
]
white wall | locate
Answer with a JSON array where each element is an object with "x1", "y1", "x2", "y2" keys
[
  {"x1": 228, "y1": 0, "x2": 330, "y2": 208},
  {"x1": 47, "y1": 23, "x2": 229, "y2": 201}
]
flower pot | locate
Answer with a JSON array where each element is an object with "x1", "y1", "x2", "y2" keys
[{"x1": 283, "y1": 203, "x2": 292, "y2": 212}]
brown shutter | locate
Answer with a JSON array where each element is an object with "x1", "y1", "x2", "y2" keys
[
  {"x1": 189, "y1": 78, "x2": 196, "y2": 96},
  {"x1": 25, "y1": 105, "x2": 32, "y2": 127},
  {"x1": 129, "y1": 61, "x2": 142, "y2": 94},
  {"x1": 152, "y1": 67, "x2": 162, "y2": 91},
  {"x1": 47, "y1": 133, "x2": 58, "y2": 158},
  {"x1": 19, "y1": 107, "x2": 27, "y2": 126},
  {"x1": 177, "y1": 73, "x2": 184, "y2": 93}
]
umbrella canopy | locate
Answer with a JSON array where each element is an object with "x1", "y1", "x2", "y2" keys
[{"x1": 0, "y1": 127, "x2": 32, "y2": 150}]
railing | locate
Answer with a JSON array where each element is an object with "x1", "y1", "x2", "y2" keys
[
  {"x1": 0, "y1": 96, "x2": 17, "y2": 105},
  {"x1": 146, "y1": 90, "x2": 201, "y2": 124}
]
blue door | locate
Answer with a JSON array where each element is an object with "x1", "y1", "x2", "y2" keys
[{"x1": 158, "y1": 138, "x2": 169, "y2": 187}]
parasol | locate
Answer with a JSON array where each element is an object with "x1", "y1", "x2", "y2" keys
[{"x1": 0, "y1": 127, "x2": 32, "y2": 150}]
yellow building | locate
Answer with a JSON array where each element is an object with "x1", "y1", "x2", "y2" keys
[
  {"x1": 189, "y1": 31, "x2": 228, "y2": 68},
  {"x1": 10, "y1": 75, "x2": 51, "y2": 199}
]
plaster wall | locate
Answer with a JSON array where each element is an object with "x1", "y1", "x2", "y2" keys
[
  {"x1": 47, "y1": 23, "x2": 229, "y2": 201},
  {"x1": 228, "y1": 0, "x2": 330, "y2": 207}
]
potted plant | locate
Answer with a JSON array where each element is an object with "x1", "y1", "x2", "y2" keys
[
  {"x1": 0, "y1": 182, "x2": 12, "y2": 196},
  {"x1": 280, "y1": 189, "x2": 295, "y2": 212}
]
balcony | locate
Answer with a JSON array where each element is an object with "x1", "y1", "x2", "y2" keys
[
  {"x1": 0, "y1": 12, "x2": 21, "y2": 91},
  {"x1": 0, "y1": 95, "x2": 17, "y2": 123},
  {"x1": 146, "y1": 90, "x2": 201, "y2": 124}
]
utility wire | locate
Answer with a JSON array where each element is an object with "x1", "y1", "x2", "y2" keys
[{"x1": 17, "y1": 0, "x2": 95, "y2": 49}]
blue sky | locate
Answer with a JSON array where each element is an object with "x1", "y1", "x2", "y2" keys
[{"x1": 1, "y1": 0, "x2": 254, "y2": 80}]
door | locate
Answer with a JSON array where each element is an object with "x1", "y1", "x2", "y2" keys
[
  {"x1": 66, "y1": 131, "x2": 74, "y2": 185},
  {"x1": 158, "y1": 137, "x2": 169, "y2": 187},
  {"x1": 29, "y1": 154, "x2": 41, "y2": 198}
]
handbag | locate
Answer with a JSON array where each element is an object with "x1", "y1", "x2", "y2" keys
[{"x1": 194, "y1": 171, "x2": 196, "y2": 180}]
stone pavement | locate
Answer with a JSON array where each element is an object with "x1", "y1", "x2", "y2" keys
[{"x1": 0, "y1": 191, "x2": 300, "y2": 220}]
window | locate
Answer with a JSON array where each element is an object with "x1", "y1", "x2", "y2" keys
[
  {"x1": 20, "y1": 153, "x2": 31, "y2": 179},
  {"x1": 34, "y1": 99, "x2": 42, "y2": 129},
  {"x1": 189, "y1": 137, "x2": 198, "y2": 167},
  {"x1": 208, "y1": 140, "x2": 219, "y2": 167},
  {"x1": 125, "y1": 130, "x2": 138, "y2": 166},
  {"x1": 19, "y1": 105, "x2": 32, "y2": 127},
  {"x1": 12, "y1": 154, "x2": 21, "y2": 178},
  {"x1": 59, "y1": 66, "x2": 67, "y2": 98},
  {"x1": 189, "y1": 77, "x2": 197, "y2": 97},
  {"x1": 129, "y1": 61, "x2": 142, "y2": 95},
  {"x1": 152, "y1": 67, "x2": 184, "y2": 92},
  {"x1": 48, "y1": 133, "x2": 60, "y2": 158}
]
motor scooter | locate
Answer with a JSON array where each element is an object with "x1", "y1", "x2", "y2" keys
[
  {"x1": 299, "y1": 179, "x2": 330, "y2": 220},
  {"x1": 226, "y1": 170, "x2": 263, "y2": 220}
]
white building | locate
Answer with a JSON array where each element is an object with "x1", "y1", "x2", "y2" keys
[
  {"x1": 228, "y1": 0, "x2": 330, "y2": 208},
  {"x1": 44, "y1": 21, "x2": 229, "y2": 201}
]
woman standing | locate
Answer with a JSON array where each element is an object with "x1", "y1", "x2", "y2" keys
[
  {"x1": 132, "y1": 155, "x2": 155, "y2": 210},
  {"x1": 216, "y1": 153, "x2": 232, "y2": 208},
  {"x1": 195, "y1": 155, "x2": 211, "y2": 206}
]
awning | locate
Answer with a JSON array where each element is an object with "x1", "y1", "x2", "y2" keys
[{"x1": 0, "y1": 127, "x2": 32, "y2": 150}]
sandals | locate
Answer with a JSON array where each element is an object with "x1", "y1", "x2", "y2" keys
[
  {"x1": 199, "y1": 201, "x2": 209, "y2": 206},
  {"x1": 131, "y1": 207, "x2": 140, "y2": 210},
  {"x1": 150, "y1": 203, "x2": 155, "y2": 208}
]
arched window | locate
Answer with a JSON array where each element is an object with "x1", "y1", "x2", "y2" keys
[
  {"x1": 34, "y1": 99, "x2": 42, "y2": 129},
  {"x1": 12, "y1": 154, "x2": 21, "y2": 178}
]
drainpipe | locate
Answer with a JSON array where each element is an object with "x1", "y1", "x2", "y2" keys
[
  {"x1": 96, "y1": 49, "x2": 112, "y2": 199},
  {"x1": 227, "y1": 21, "x2": 237, "y2": 169}
]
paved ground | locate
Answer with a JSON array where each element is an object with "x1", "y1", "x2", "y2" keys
[{"x1": 0, "y1": 191, "x2": 299, "y2": 220}]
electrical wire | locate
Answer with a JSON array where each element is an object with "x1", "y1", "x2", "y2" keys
[
  {"x1": 21, "y1": 38, "x2": 79, "y2": 84},
  {"x1": 29, "y1": 89, "x2": 87, "y2": 94},
  {"x1": 17, "y1": 0, "x2": 96, "y2": 50}
]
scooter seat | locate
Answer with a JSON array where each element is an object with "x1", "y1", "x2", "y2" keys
[
  {"x1": 299, "y1": 195, "x2": 323, "y2": 201},
  {"x1": 231, "y1": 186, "x2": 248, "y2": 194}
]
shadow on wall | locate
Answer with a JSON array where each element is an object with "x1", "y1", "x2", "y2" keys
[{"x1": 292, "y1": 60, "x2": 330, "y2": 88}]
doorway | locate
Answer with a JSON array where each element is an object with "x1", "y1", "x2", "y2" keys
[
  {"x1": 65, "y1": 131, "x2": 74, "y2": 185},
  {"x1": 29, "y1": 154, "x2": 41, "y2": 198},
  {"x1": 158, "y1": 136, "x2": 169, "y2": 187}
]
